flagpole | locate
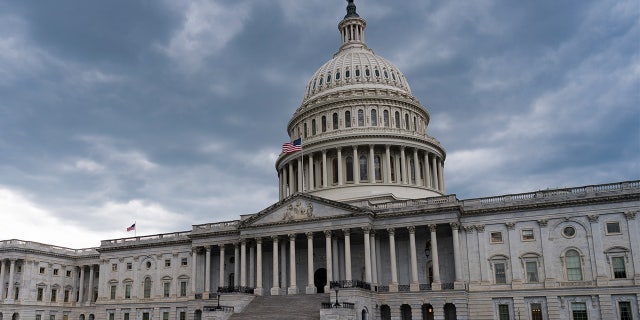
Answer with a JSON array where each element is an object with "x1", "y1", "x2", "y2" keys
[{"x1": 134, "y1": 221, "x2": 137, "y2": 237}]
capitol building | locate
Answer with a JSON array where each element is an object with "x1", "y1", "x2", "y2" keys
[{"x1": 1, "y1": 1, "x2": 638, "y2": 320}]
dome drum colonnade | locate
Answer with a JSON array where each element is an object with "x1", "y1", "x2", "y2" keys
[{"x1": 276, "y1": 0, "x2": 446, "y2": 202}]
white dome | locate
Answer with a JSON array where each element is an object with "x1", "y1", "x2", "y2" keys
[{"x1": 303, "y1": 46, "x2": 412, "y2": 101}]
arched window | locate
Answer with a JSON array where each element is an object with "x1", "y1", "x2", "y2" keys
[
  {"x1": 365, "y1": 68, "x2": 370, "y2": 77},
  {"x1": 346, "y1": 69, "x2": 351, "y2": 78},
  {"x1": 371, "y1": 109, "x2": 377, "y2": 126},
  {"x1": 359, "y1": 155, "x2": 368, "y2": 181},
  {"x1": 355, "y1": 68, "x2": 360, "y2": 77},
  {"x1": 394, "y1": 111, "x2": 400, "y2": 128},
  {"x1": 335, "y1": 71, "x2": 341, "y2": 80},
  {"x1": 444, "y1": 304, "x2": 457, "y2": 320},
  {"x1": 374, "y1": 156, "x2": 381, "y2": 181},
  {"x1": 358, "y1": 109, "x2": 364, "y2": 126},
  {"x1": 380, "y1": 305, "x2": 391, "y2": 320},
  {"x1": 319, "y1": 77, "x2": 323, "y2": 86},
  {"x1": 346, "y1": 157, "x2": 354, "y2": 182},
  {"x1": 332, "y1": 113, "x2": 339, "y2": 130},
  {"x1": 392, "y1": 72, "x2": 397, "y2": 81},
  {"x1": 413, "y1": 117, "x2": 417, "y2": 131},
  {"x1": 384, "y1": 70, "x2": 389, "y2": 79},
  {"x1": 321, "y1": 116, "x2": 327, "y2": 133},
  {"x1": 405, "y1": 113, "x2": 410, "y2": 129},
  {"x1": 303, "y1": 123, "x2": 308, "y2": 138},
  {"x1": 312, "y1": 119, "x2": 317, "y2": 135},
  {"x1": 410, "y1": 159, "x2": 416, "y2": 183},
  {"x1": 422, "y1": 304, "x2": 434, "y2": 320},
  {"x1": 383, "y1": 110, "x2": 389, "y2": 127},
  {"x1": 332, "y1": 158, "x2": 339, "y2": 184},
  {"x1": 374, "y1": 69, "x2": 380, "y2": 77},
  {"x1": 345, "y1": 111, "x2": 351, "y2": 128},
  {"x1": 400, "y1": 304, "x2": 412, "y2": 320},
  {"x1": 565, "y1": 249, "x2": 583, "y2": 281},
  {"x1": 326, "y1": 74, "x2": 331, "y2": 83},
  {"x1": 143, "y1": 277, "x2": 151, "y2": 298}
]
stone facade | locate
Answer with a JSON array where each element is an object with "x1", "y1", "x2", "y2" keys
[{"x1": 1, "y1": 1, "x2": 638, "y2": 320}]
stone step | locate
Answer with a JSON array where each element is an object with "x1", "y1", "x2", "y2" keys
[{"x1": 229, "y1": 293, "x2": 330, "y2": 320}]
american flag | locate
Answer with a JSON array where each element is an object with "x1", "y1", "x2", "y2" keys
[
  {"x1": 126, "y1": 223, "x2": 136, "y2": 232},
  {"x1": 282, "y1": 138, "x2": 302, "y2": 153}
]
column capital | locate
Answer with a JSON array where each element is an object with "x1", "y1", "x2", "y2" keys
[
  {"x1": 362, "y1": 226, "x2": 372, "y2": 234},
  {"x1": 218, "y1": 243, "x2": 226, "y2": 250},
  {"x1": 322, "y1": 149, "x2": 327, "y2": 155},
  {"x1": 588, "y1": 214, "x2": 599, "y2": 223},
  {"x1": 255, "y1": 237, "x2": 262, "y2": 244},
  {"x1": 352, "y1": 145, "x2": 358, "y2": 150},
  {"x1": 233, "y1": 242, "x2": 240, "y2": 248},
  {"x1": 305, "y1": 232, "x2": 314, "y2": 239},
  {"x1": 324, "y1": 230, "x2": 332, "y2": 238},
  {"x1": 624, "y1": 211, "x2": 637, "y2": 220},
  {"x1": 463, "y1": 225, "x2": 475, "y2": 233},
  {"x1": 428, "y1": 224, "x2": 437, "y2": 232},
  {"x1": 537, "y1": 219, "x2": 549, "y2": 227},
  {"x1": 342, "y1": 228, "x2": 351, "y2": 236},
  {"x1": 288, "y1": 234, "x2": 296, "y2": 240},
  {"x1": 407, "y1": 225, "x2": 416, "y2": 234},
  {"x1": 505, "y1": 222, "x2": 515, "y2": 230},
  {"x1": 271, "y1": 235, "x2": 279, "y2": 242},
  {"x1": 387, "y1": 228, "x2": 395, "y2": 235},
  {"x1": 475, "y1": 224, "x2": 485, "y2": 232},
  {"x1": 449, "y1": 222, "x2": 460, "y2": 230}
]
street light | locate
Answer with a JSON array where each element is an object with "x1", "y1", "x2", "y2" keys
[{"x1": 333, "y1": 287, "x2": 341, "y2": 308}]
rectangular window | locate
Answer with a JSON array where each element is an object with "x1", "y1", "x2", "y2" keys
[
  {"x1": 165, "y1": 259, "x2": 171, "y2": 267},
  {"x1": 498, "y1": 304, "x2": 510, "y2": 320},
  {"x1": 126, "y1": 262, "x2": 132, "y2": 270},
  {"x1": 612, "y1": 257, "x2": 627, "y2": 278},
  {"x1": 179, "y1": 312, "x2": 186, "y2": 320},
  {"x1": 163, "y1": 282, "x2": 170, "y2": 297},
  {"x1": 163, "y1": 312, "x2": 169, "y2": 320},
  {"x1": 14, "y1": 287, "x2": 19, "y2": 299},
  {"x1": 63, "y1": 315, "x2": 68, "y2": 320},
  {"x1": 37, "y1": 287, "x2": 44, "y2": 301},
  {"x1": 521, "y1": 229, "x2": 535, "y2": 241},
  {"x1": 181, "y1": 258, "x2": 188, "y2": 266},
  {"x1": 109, "y1": 314, "x2": 115, "y2": 320},
  {"x1": 125, "y1": 284, "x2": 131, "y2": 299},
  {"x1": 50, "y1": 316, "x2": 55, "y2": 320},
  {"x1": 530, "y1": 303, "x2": 543, "y2": 320},
  {"x1": 64, "y1": 290, "x2": 69, "y2": 302},
  {"x1": 36, "y1": 316, "x2": 42, "y2": 320},
  {"x1": 53, "y1": 269, "x2": 59, "y2": 276},
  {"x1": 490, "y1": 232, "x2": 503, "y2": 243},
  {"x1": 110, "y1": 285, "x2": 116, "y2": 299},
  {"x1": 606, "y1": 221, "x2": 621, "y2": 234},
  {"x1": 66, "y1": 270, "x2": 72, "y2": 277},
  {"x1": 40, "y1": 267, "x2": 45, "y2": 274},
  {"x1": 142, "y1": 313, "x2": 150, "y2": 320},
  {"x1": 495, "y1": 263, "x2": 506, "y2": 284},
  {"x1": 51, "y1": 289, "x2": 57, "y2": 302},
  {"x1": 180, "y1": 281, "x2": 187, "y2": 297},
  {"x1": 571, "y1": 302, "x2": 588, "y2": 320},
  {"x1": 124, "y1": 313, "x2": 130, "y2": 320},
  {"x1": 526, "y1": 261, "x2": 539, "y2": 283},
  {"x1": 112, "y1": 264, "x2": 118, "y2": 271},
  {"x1": 619, "y1": 301, "x2": 632, "y2": 320}
]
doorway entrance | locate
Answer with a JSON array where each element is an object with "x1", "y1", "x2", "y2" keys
[{"x1": 314, "y1": 268, "x2": 327, "y2": 293}]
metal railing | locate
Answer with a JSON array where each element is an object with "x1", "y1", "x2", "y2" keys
[
  {"x1": 217, "y1": 286, "x2": 254, "y2": 294},
  {"x1": 330, "y1": 280, "x2": 371, "y2": 290},
  {"x1": 203, "y1": 306, "x2": 234, "y2": 313},
  {"x1": 321, "y1": 302, "x2": 355, "y2": 309}
]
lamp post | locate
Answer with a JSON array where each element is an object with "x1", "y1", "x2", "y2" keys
[
  {"x1": 215, "y1": 293, "x2": 221, "y2": 310},
  {"x1": 333, "y1": 287, "x2": 341, "y2": 308}
]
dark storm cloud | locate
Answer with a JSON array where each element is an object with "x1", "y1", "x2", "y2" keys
[{"x1": 0, "y1": 0, "x2": 637, "y2": 248}]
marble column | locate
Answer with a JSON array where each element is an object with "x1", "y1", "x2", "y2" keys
[
  {"x1": 7, "y1": 260, "x2": 16, "y2": 301},
  {"x1": 424, "y1": 153, "x2": 431, "y2": 188},
  {"x1": 353, "y1": 146, "x2": 359, "y2": 184},
  {"x1": 439, "y1": 159, "x2": 445, "y2": 192},
  {"x1": 308, "y1": 154, "x2": 314, "y2": 191},
  {"x1": 205, "y1": 246, "x2": 211, "y2": 295},
  {"x1": 370, "y1": 231, "x2": 378, "y2": 285},
  {"x1": 255, "y1": 238, "x2": 263, "y2": 295},
  {"x1": 363, "y1": 227, "x2": 372, "y2": 283},
  {"x1": 191, "y1": 250, "x2": 198, "y2": 294},
  {"x1": 306, "y1": 232, "x2": 316, "y2": 294},
  {"x1": 278, "y1": 170, "x2": 283, "y2": 199},
  {"x1": 219, "y1": 245, "x2": 226, "y2": 288},
  {"x1": 0, "y1": 260, "x2": 5, "y2": 300},
  {"x1": 388, "y1": 228, "x2": 398, "y2": 292},
  {"x1": 369, "y1": 145, "x2": 375, "y2": 183},
  {"x1": 297, "y1": 157, "x2": 303, "y2": 192},
  {"x1": 240, "y1": 240, "x2": 247, "y2": 287},
  {"x1": 344, "y1": 229, "x2": 352, "y2": 281},
  {"x1": 288, "y1": 163, "x2": 294, "y2": 196},
  {"x1": 429, "y1": 225, "x2": 441, "y2": 290},
  {"x1": 332, "y1": 237, "x2": 340, "y2": 281},
  {"x1": 249, "y1": 244, "x2": 255, "y2": 288},
  {"x1": 78, "y1": 265, "x2": 84, "y2": 302},
  {"x1": 288, "y1": 234, "x2": 298, "y2": 294},
  {"x1": 322, "y1": 150, "x2": 328, "y2": 188},
  {"x1": 271, "y1": 236, "x2": 280, "y2": 295},
  {"x1": 431, "y1": 156, "x2": 438, "y2": 190},
  {"x1": 280, "y1": 240, "x2": 287, "y2": 288},
  {"x1": 408, "y1": 226, "x2": 419, "y2": 291},
  {"x1": 325, "y1": 231, "x2": 333, "y2": 292},
  {"x1": 88, "y1": 265, "x2": 95, "y2": 303},
  {"x1": 413, "y1": 149, "x2": 419, "y2": 185},
  {"x1": 234, "y1": 243, "x2": 240, "y2": 287},
  {"x1": 400, "y1": 147, "x2": 407, "y2": 184},
  {"x1": 337, "y1": 148, "x2": 343, "y2": 186},
  {"x1": 385, "y1": 145, "x2": 392, "y2": 183},
  {"x1": 451, "y1": 222, "x2": 464, "y2": 289},
  {"x1": 623, "y1": 212, "x2": 640, "y2": 282}
]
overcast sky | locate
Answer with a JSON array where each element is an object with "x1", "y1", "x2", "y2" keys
[{"x1": 0, "y1": 0, "x2": 638, "y2": 249}]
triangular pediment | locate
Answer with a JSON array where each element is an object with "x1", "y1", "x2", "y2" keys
[{"x1": 241, "y1": 193, "x2": 368, "y2": 227}]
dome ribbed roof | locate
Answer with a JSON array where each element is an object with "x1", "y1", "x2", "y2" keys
[{"x1": 303, "y1": 47, "x2": 412, "y2": 101}]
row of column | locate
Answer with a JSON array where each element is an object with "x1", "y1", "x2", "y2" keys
[
  {"x1": 77, "y1": 264, "x2": 97, "y2": 303},
  {"x1": 196, "y1": 223, "x2": 463, "y2": 295},
  {"x1": 278, "y1": 145, "x2": 445, "y2": 199}
]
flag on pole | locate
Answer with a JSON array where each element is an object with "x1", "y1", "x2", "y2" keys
[
  {"x1": 282, "y1": 138, "x2": 302, "y2": 153},
  {"x1": 126, "y1": 223, "x2": 136, "y2": 232}
]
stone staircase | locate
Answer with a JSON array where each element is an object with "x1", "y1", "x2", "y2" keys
[{"x1": 228, "y1": 293, "x2": 330, "y2": 320}]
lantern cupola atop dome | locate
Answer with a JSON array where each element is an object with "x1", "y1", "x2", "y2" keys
[{"x1": 339, "y1": 0, "x2": 367, "y2": 50}]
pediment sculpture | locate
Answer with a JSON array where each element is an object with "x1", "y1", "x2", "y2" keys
[{"x1": 283, "y1": 200, "x2": 314, "y2": 221}]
